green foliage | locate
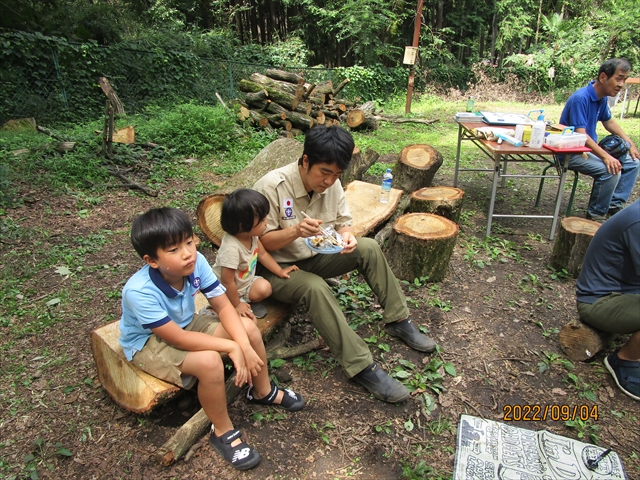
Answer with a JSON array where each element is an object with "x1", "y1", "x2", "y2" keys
[
  {"x1": 391, "y1": 355, "x2": 455, "y2": 395},
  {"x1": 331, "y1": 273, "x2": 383, "y2": 329},
  {"x1": 311, "y1": 421, "x2": 335, "y2": 445},
  {"x1": 137, "y1": 103, "x2": 237, "y2": 156},
  {"x1": 332, "y1": 65, "x2": 407, "y2": 101},
  {"x1": 401, "y1": 460, "x2": 443, "y2": 480}
]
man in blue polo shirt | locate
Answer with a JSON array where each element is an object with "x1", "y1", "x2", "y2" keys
[{"x1": 559, "y1": 58, "x2": 639, "y2": 222}]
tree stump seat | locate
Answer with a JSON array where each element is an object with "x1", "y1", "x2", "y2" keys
[
  {"x1": 550, "y1": 217, "x2": 601, "y2": 278},
  {"x1": 386, "y1": 213, "x2": 459, "y2": 282},
  {"x1": 394, "y1": 144, "x2": 443, "y2": 193},
  {"x1": 559, "y1": 320, "x2": 615, "y2": 361},
  {"x1": 408, "y1": 186, "x2": 465, "y2": 223}
]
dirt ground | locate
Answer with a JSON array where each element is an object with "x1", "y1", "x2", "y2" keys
[{"x1": 1, "y1": 146, "x2": 639, "y2": 480}]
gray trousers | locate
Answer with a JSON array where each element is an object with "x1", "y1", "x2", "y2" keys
[{"x1": 257, "y1": 237, "x2": 409, "y2": 377}]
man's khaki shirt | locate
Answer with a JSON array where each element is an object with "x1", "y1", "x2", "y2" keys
[{"x1": 253, "y1": 161, "x2": 352, "y2": 263}]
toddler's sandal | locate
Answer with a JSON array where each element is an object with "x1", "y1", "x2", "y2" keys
[
  {"x1": 246, "y1": 381, "x2": 305, "y2": 412},
  {"x1": 209, "y1": 428, "x2": 260, "y2": 470}
]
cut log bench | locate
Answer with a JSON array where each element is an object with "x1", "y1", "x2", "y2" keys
[{"x1": 90, "y1": 299, "x2": 291, "y2": 414}]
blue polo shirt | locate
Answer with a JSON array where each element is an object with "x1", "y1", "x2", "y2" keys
[
  {"x1": 559, "y1": 80, "x2": 612, "y2": 142},
  {"x1": 119, "y1": 252, "x2": 226, "y2": 361}
]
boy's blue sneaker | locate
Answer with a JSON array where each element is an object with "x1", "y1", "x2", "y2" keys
[
  {"x1": 604, "y1": 351, "x2": 640, "y2": 401},
  {"x1": 209, "y1": 427, "x2": 260, "y2": 470}
]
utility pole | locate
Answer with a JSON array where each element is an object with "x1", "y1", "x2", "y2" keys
[{"x1": 405, "y1": 0, "x2": 424, "y2": 114}]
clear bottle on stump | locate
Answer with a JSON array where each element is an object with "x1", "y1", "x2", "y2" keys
[
  {"x1": 466, "y1": 96, "x2": 475, "y2": 112},
  {"x1": 380, "y1": 168, "x2": 393, "y2": 204}
]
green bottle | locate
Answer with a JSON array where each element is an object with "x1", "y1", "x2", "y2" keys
[{"x1": 466, "y1": 96, "x2": 475, "y2": 113}]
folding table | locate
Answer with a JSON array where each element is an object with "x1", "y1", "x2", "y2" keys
[{"x1": 453, "y1": 121, "x2": 573, "y2": 240}]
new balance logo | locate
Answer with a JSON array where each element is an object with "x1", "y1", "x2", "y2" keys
[
  {"x1": 232, "y1": 448, "x2": 251, "y2": 463},
  {"x1": 285, "y1": 389, "x2": 297, "y2": 400}
]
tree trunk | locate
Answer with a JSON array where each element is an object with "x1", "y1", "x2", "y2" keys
[
  {"x1": 237, "y1": 106, "x2": 250, "y2": 122},
  {"x1": 408, "y1": 187, "x2": 465, "y2": 223},
  {"x1": 285, "y1": 111, "x2": 314, "y2": 130},
  {"x1": 535, "y1": 0, "x2": 543, "y2": 44},
  {"x1": 550, "y1": 217, "x2": 600, "y2": 278},
  {"x1": 265, "y1": 68, "x2": 305, "y2": 85},
  {"x1": 385, "y1": 213, "x2": 459, "y2": 282},
  {"x1": 314, "y1": 80, "x2": 334, "y2": 95},
  {"x1": 248, "y1": 110, "x2": 269, "y2": 128},
  {"x1": 244, "y1": 90, "x2": 269, "y2": 109},
  {"x1": 333, "y1": 78, "x2": 350, "y2": 96},
  {"x1": 312, "y1": 110, "x2": 326, "y2": 124},
  {"x1": 346, "y1": 109, "x2": 379, "y2": 131},
  {"x1": 263, "y1": 87, "x2": 299, "y2": 111},
  {"x1": 249, "y1": 72, "x2": 300, "y2": 97},
  {"x1": 302, "y1": 83, "x2": 316, "y2": 100},
  {"x1": 394, "y1": 144, "x2": 443, "y2": 193},
  {"x1": 238, "y1": 79, "x2": 266, "y2": 94},
  {"x1": 197, "y1": 138, "x2": 304, "y2": 234},
  {"x1": 341, "y1": 147, "x2": 380, "y2": 186},
  {"x1": 97, "y1": 77, "x2": 125, "y2": 115},
  {"x1": 308, "y1": 93, "x2": 326, "y2": 106},
  {"x1": 266, "y1": 102, "x2": 289, "y2": 117},
  {"x1": 319, "y1": 108, "x2": 339, "y2": 119},
  {"x1": 294, "y1": 101, "x2": 312, "y2": 116}
]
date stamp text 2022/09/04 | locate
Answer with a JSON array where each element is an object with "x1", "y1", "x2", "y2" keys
[{"x1": 503, "y1": 404, "x2": 598, "y2": 422}]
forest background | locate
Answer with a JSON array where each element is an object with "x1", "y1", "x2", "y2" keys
[{"x1": 1, "y1": 0, "x2": 639, "y2": 126}]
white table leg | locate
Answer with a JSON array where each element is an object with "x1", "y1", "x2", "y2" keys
[
  {"x1": 454, "y1": 123, "x2": 463, "y2": 187},
  {"x1": 486, "y1": 154, "x2": 501, "y2": 237},
  {"x1": 549, "y1": 155, "x2": 569, "y2": 240}
]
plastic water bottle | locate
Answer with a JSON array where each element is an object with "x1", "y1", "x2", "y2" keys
[
  {"x1": 529, "y1": 111, "x2": 546, "y2": 148},
  {"x1": 514, "y1": 124, "x2": 524, "y2": 142},
  {"x1": 380, "y1": 168, "x2": 393, "y2": 204},
  {"x1": 466, "y1": 96, "x2": 475, "y2": 113}
]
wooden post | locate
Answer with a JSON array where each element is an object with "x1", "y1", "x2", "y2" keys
[
  {"x1": 386, "y1": 213, "x2": 459, "y2": 282},
  {"x1": 550, "y1": 217, "x2": 600, "y2": 277},
  {"x1": 405, "y1": 0, "x2": 424, "y2": 114},
  {"x1": 102, "y1": 100, "x2": 110, "y2": 157},
  {"x1": 107, "y1": 101, "x2": 114, "y2": 158}
]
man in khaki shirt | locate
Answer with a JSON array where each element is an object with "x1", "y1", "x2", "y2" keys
[{"x1": 253, "y1": 125, "x2": 437, "y2": 403}]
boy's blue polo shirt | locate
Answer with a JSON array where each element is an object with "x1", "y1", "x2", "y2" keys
[
  {"x1": 119, "y1": 252, "x2": 226, "y2": 361},
  {"x1": 559, "y1": 80, "x2": 612, "y2": 141}
]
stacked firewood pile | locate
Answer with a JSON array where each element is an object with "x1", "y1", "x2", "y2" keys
[{"x1": 234, "y1": 68, "x2": 438, "y2": 136}]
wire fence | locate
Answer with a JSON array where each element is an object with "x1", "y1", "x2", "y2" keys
[{"x1": 0, "y1": 36, "x2": 361, "y2": 126}]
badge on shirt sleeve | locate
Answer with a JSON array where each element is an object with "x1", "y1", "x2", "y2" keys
[{"x1": 283, "y1": 198, "x2": 296, "y2": 220}]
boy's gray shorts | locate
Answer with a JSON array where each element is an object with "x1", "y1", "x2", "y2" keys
[{"x1": 131, "y1": 314, "x2": 220, "y2": 389}]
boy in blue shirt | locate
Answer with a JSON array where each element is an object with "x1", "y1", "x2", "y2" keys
[{"x1": 119, "y1": 207, "x2": 304, "y2": 470}]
